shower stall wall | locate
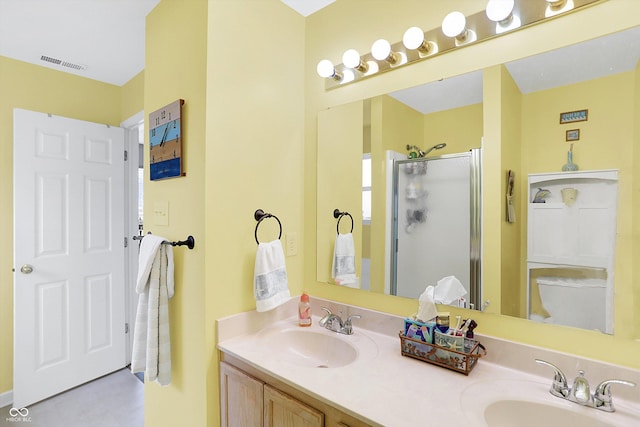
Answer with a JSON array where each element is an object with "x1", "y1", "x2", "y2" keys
[{"x1": 391, "y1": 149, "x2": 482, "y2": 309}]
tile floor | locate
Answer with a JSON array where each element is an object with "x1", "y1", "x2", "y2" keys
[{"x1": 1, "y1": 368, "x2": 143, "y2": 427}]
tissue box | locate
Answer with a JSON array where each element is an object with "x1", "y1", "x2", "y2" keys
[{"x1": 404, "y1": 317, "x2": 435, "y2": 343}]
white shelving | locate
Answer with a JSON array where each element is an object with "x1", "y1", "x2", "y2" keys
[{"x1": 527, "y1": 170, "x2": 618, "y2": 333}]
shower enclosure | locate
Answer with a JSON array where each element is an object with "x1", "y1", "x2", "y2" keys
[{"x1": 390, "y1": 149, "x2": 482, "y2": 309}]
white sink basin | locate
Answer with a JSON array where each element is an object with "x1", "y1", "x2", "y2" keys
[
  {"x1": 256, "y1": 323, "x2": 378, "y2": 369},
  {"x1": 485, "y1": 400, "x2": 611, "y2": 427},
  {"x1": 461, "y1": 379, "x2": 640, "y2": 427},
  {"x1": 266, "y1": 329, "x2": 357, "y2": 368}
]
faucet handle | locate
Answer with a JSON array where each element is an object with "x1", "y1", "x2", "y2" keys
[
  {"x1": 343, "y1": 315, "x2": 361, "y2": 335},
  {"x1": 535, "y1": 359, "x2": 569, "y2": 398},
  {"x1": 345, "y1": 314, "x2": 361, "y2": 324},
  {"x1": 572, "y1": 371, "x2": 592, "y2": 405},
  {"x1": 594, "y1": 379, "x2": 636, "y2": 412},
  {"x1": 319, "y1": 307, "x2": 332, "y2": 327}
]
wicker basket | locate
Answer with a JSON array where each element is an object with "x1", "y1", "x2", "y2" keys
[{"x1": 399, "y1": 331, "x2": 486, "y2": 375}]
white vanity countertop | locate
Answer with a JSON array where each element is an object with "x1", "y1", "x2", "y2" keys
[{"x1": 216, "y1": 297, "x2": 640, "y2": 427}]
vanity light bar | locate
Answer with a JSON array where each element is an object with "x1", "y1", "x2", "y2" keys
[{"x1": 319, "y1": 0, "x2": 604, "y2": 90}]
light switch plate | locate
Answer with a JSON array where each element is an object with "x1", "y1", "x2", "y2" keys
[
  {"x1": 285, "y1": 232, "x2": 298, "y2": 256},
  {"x1": 153, "y1": 200, "x2": 169, "y2": 226}
]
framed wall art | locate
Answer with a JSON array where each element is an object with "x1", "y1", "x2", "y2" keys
[
  {"x1": 559, "y1": 109, "x2": 588, "y2": 124},
  {"x1": 149, "y1": 99, "x2": 185, "y2": 180},
  {"x1": 566, "y1": 129, "x2": 580, "y2": 141}
]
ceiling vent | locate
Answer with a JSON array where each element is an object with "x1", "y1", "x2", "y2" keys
[{"x1": 40, "y1": 55, "x2": 87, "y2": 71}]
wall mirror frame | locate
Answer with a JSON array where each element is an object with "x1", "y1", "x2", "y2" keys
[{"x1": 316, "y1": 24, "x2": 640, "y2": 335}]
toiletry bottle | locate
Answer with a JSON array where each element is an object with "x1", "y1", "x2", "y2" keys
[
  {"x1": 298, "y1": 293, "x2": 312, "y2": 327},
  {"x1": 436, "y1": 312, "x2": 450, "y2": 334},
  {"x1": 465, "y1": 319, "x2": 477, "y2": 339}
]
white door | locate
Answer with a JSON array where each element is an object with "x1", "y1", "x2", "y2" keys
[{"x1": 13, "y1": 109, "x2": 126, "y2": 408}]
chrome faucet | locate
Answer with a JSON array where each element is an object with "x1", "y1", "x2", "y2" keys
[
  {"x1": 535, "y1": 359, "x2": 636, "y2": 412},
  {"x1": 319, "y1": 307, "x2": 361, "y2": 335}
]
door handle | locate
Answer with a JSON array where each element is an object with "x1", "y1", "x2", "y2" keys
[{"x1": 20, "y1": 264, "x2": 34, "y2": 274}]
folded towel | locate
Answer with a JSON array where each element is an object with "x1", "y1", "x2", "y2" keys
[
  {"x1": 332, "y1": 233, "x2": 357, "y2": 286},
  {"x1": 254, "y1": 239, "x2": 290, "y2": 312},
  {"x1": 131, "y1": 235, "x2": 174, "y2": 386}
]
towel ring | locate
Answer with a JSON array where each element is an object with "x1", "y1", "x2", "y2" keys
[
  {"x1": 254, "y1": 209, "x2": 282, "y2": 244},
  {"x1": 333, "y1": 208, "x2": 354, "y2": 234}
]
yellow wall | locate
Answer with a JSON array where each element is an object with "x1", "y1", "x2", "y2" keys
[
  {"x1": 423, "y1": 102, "x2": 483, "y2": 153},
  {"x1": 304, "y1": 0, "x2": 640, "y2": 370},
  {"x1": 481, "y1": 65, "x2": 504, "y2": 314},
  {"x1": 203, "y1": 1, "x2": 305, "y2": 426},
  {"x1": 0, "y1": 56, "x2": 123, "y2": 396},
  {"x1": 498, "y1": 66, "x2": 523, "y2": 317},
  {"x1": 317, "y1": 101, "x2": 364, "y2": 283},
  {"x1": 122, "y1": 70, "x2": 145, "y2": 120},
  {"x1": 143, "y1": 0, "x2": 208, "y2": 425}
]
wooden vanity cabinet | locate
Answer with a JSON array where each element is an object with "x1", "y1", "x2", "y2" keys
[
  {"x1": 220, "y1": 356, "x2": 372, "y2": 427},
  {"x1": 220, "y1": 361, "x2": 264, "y2": 426},
  {"x1": 264, "y1": 384, "x2": 324, "y2": 426}
]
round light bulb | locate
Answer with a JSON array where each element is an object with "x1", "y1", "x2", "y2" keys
[
  {"x1": 442, "y1": 11, "x2": 467, "y2": 38},
  {"x1": 403, "y1": 27, "x2": 425, "y2": 50},
  {"x1": 342, "y1": 49, "x2": 362, "y2": 69},
  {"x1": 371, "y1": 39, "x2": 392, "y2": 61},
  {"x1": 486, "y1": 0, "x2": 514, "y2": 23},
  {"x1": 316, "y1": 59, "x2": 335, "y2": 78}
]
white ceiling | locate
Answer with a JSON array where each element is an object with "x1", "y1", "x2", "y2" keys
[
  {"x1": 0, "y1": 0, "x2": 160, "y2": 86},
  {"x1": 280, "y1": 0, "x2": 335, "y2": 17},
  {"x1": 390, "y1": 26, "x2": 640, "y2": 114},
  {"x1": 0, "y1": 0, "x2": 323, "y2": 86}
]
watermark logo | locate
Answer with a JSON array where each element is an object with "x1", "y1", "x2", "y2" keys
[{"x1": 6, "y1": 407, "x2": 31, "y2": 423}]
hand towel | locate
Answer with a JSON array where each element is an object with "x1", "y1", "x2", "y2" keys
[
  {"x1": 254, "y1": 239, "x2": 290, "y2": 312},
  {"x1": 332, "y1": 232, "x2": 357, "y2": 286},
  {"x1": 131, "y1": 234, "x2": 174, "y2": 386}
]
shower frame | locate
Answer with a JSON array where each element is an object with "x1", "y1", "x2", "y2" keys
[{"x1": 390, "y1": 149, "x2": 482, "y2": 309}]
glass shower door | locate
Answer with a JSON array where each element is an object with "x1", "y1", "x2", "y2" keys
[{"x1": 391, "y1": 150, "x2": 481, "y2": 308}]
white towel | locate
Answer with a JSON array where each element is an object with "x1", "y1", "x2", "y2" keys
[
  {"x1": 332, "y1": 233, "x2": 357, "y2": 286},
  {"x1": 254, "y1": 239, "x2": 290, "y2": 312},
  {"x1": 131, "y1": 234, "x2": 174, "y2": 386}
]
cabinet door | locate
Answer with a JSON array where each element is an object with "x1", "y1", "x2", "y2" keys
[
  {"x1": 220, "y1": 361, "x2": 264, "y2": 427},
  {"x1": 264, "y1": 384, "x2": 324, "y2": 427}
]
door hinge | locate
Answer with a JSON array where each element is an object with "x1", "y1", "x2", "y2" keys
[
  {"x1": 125, "y1": 323, "x2": 129, "y2": 334},
  {"x1": 124, "y1": 150, "x2": 128, "y2": 161},
  {"x1": 124, "y1": 237, "x2": 128, "y2": 248}
]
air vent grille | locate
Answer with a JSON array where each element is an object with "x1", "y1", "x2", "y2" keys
[
  {"x1": 40, "y1": 55, "x2": 61, "y2": 65},
  {"x1": 40, "y1": 55, "x2": 87, "y2": 71}
]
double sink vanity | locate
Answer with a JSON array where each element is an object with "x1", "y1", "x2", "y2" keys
[{"x1": 217, "y1": 296, "x2": 640, "y2": 426}]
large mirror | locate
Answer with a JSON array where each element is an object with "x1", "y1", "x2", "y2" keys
[{"x1": 317, "y1": 26, "x2": 640, "y2": 334}]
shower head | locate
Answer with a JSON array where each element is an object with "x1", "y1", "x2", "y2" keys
[
  {"x1": 406, "y1": 144, "x2": 423, "y2": 158},
  {"x1": 422, "y1": 143, "x2": 447, "y2": 156},
  {"x1": 407, "y1": 143, "x2": 446, "y2": 158}
]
